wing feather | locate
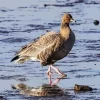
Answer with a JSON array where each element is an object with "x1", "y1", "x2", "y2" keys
[{"x1": 16, "y1": 31, "x2": 63, "y2": 65}]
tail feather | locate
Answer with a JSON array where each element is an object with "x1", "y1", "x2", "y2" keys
[
  {"x1": 11, "y1": 55, "x2": 30, "y2": 63},
  {"x1": 11, "y1": 56, "x2": 19, "y2": 62}
]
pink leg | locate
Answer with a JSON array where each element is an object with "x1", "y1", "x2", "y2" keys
[
  {"x1": 50, "y1": 65, "x2": 67, "y2": 77},
  {"x1": 46, "y1": 66, "x2": 52, "y2": 76}
]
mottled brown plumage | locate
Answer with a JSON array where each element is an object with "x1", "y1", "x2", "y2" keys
[{"x1": 11, "y1": 13, "x2": 75, "y2": 76}]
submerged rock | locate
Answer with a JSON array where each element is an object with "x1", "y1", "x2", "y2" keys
[
  {"x1": 74, "y1": 84, "x2": 93, "y2": 91},
  {"x1": 0, "y1": 96, "x2": 4, "y2": 99}
]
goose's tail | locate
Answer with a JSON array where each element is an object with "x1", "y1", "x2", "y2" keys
[
  {"x1": 11, "y1": 55, "x2": 19, "y2": 62},
  {"x1": 11, "y1": 55, "x2": 29, "y2": 63}
]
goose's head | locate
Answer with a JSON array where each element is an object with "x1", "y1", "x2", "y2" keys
[{"x1": 61, "y1": 13, "x2": 76, "y2": 24}]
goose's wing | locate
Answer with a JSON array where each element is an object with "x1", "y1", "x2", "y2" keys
[{"x1": 17, "y1": 31, "x2": 63, "y2": 65}]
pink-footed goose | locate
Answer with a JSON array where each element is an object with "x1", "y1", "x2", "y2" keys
[{"x1": 11, "y1": 13, "x2": 75, "y2": 77}]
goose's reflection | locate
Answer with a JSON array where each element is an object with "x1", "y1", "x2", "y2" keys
[
  {"x1": 47, "y1": 74, "x2": 66, "y2": 86},
  {"x1": 12, "y1": 75, "x2": 66, "y2": 96}
]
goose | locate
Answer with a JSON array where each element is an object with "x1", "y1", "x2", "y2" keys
[{"x1": 11, "y1": 13, "x2": 75, "y2": 77}]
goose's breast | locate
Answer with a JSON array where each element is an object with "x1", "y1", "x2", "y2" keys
[{"x1": 53, "y1": 33, "x2": 75, "y2": 60}]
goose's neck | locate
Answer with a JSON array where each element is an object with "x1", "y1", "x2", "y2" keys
[{"x1": 60, "y1": 23, "x2": 71, "y2": 40}]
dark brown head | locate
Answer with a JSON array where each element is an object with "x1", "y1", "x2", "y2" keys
[{"x1": 61, "y1": 13, "x2": 75, "y2": 24}]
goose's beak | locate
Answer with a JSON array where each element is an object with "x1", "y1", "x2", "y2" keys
[{"x1": 70, "y1": 19, "x2": 76, "y2": 23}]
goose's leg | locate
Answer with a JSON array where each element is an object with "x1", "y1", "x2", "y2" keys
[
  {"x1": 47, "y1": 73, "x2": 52, "y2": 86},
  {"x1": 46, "y1": 66, "x2": 52, "y2": 76},
  {"x1": 50, "y1": 65, "x2": 67, "y2": 77}
]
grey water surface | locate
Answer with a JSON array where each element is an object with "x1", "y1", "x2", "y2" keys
[{"x1": 0, "y1": 0, "x2": 100, "y2": 99}]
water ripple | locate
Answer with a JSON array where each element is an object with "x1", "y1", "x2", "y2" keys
[
  {"x1": 44, "y1": 3, "x2": 75, "y2": 7},
  {"x1": 0, "y1": 37, "x2": 29, "y2": 43}
]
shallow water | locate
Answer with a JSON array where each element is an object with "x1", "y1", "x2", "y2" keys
[{"x1": 0, "y1": 0, "x2": 100, "y2": 99}]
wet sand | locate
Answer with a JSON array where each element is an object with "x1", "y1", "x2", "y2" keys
[{"x1": 0, "y1": 0, "x2": 100, "y2": 99}]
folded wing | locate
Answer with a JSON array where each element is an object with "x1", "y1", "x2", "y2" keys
[{"x1": 12, "y1": 31, "x2": 63, "y2": 65}]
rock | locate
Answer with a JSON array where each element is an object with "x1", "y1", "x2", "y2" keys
[
  {"x1": 0, "y1": 96, "x2": 4, "y2": 99},
  {"x1": 74, "y1": 84, "x2": 93, "y2": 91},
  {"x1": 94, "y1": 20, "x2": 99, "y2": 25}
]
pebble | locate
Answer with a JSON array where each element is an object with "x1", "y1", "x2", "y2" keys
[{"x1": 94, "y1": 20, "x2": 99, "y2": 25}]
